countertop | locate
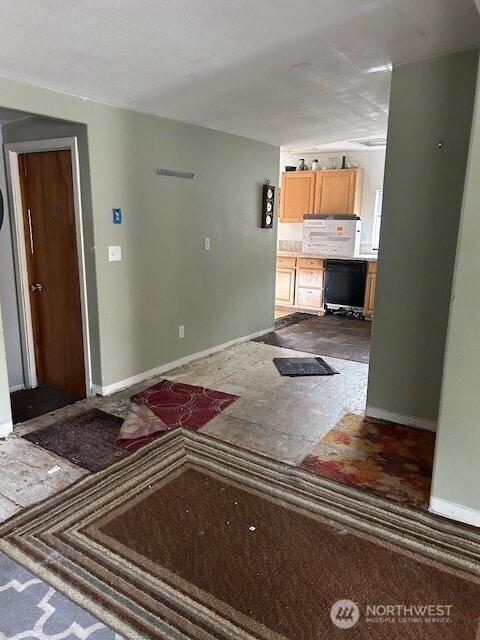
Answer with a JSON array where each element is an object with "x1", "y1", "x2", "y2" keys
[{"x1": 277, "y1": 251, "x2": 378, "y2": 262}]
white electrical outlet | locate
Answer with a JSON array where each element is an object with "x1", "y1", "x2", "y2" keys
[
  {"x1": 178, "y1": 325, "x2": 185, "y2": 339},
  {"x1": 204, "y1": 237, "x2": 210, "y2": 251}
]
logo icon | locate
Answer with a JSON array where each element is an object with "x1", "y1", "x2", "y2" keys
[{"x1": 330, "y1": 600, "x2": 360, "y2": 629}]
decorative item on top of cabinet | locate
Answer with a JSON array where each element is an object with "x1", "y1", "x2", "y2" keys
[
  {"x1": 280, "y1": 169, "x2": 363, "y2": 222},
  {"x1": 364, "y1": 262, "x2": 377, "y2": 319}
]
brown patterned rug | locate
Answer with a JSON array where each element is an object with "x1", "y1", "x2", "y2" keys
[
  {"x1": 2, "y1": 430, "x2": 480, "y2": 639},
  {"x1": 22, "y1": 408, "x2": 128, "y2": 472},
  {"x1": 300, "y1": 413, "x2": 435, "y2": 509}
]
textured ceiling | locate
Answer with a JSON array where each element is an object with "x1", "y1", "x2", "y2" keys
[{"x1": 0, "y1": 0, "x2": 479, "y2": 147}]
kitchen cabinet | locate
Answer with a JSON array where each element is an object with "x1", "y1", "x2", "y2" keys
[
  {"x1": 275, "y1": 257, "x2": 325, "y2": 311},
  {"x1": 315, "y1": 170, "x2": 363, "y2": 215},
  {"x1": 364, "y1": 262, "x2": 377, "y2": 318},
  {"x1": 296, "y1": 258, "x2": 324, "y2": 311},
  {"x1": 279, "y1": 172, "x2": 316, "y2": 222},
  {"x1": 279, "y1": 169, "x2": 363, "y2": 222},
  {"x1": 276, "y1": 255, "x2": 377, "y2": 317},
  {"x1": 275, "y1": 257, "x2": 296, "y2": 306}
]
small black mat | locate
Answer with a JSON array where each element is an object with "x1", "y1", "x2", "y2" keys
[{"x1": 273, "y1": 357, "x2": 339, "y2": 377}]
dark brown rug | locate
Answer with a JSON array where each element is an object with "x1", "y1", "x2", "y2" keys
[
  {"x1": 2, "y1": 430, "x2": 480, "y2": 639},
  {"x1": 254, "y1": 314, "x2": 371, "y2": 363},
  {"x1": 22, "y1": 408, "x2": 128, "y2": 472}
]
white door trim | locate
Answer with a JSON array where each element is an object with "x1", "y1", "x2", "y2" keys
[{"x1": 4, "y1": 137, "x2": 92, "y2": 397}]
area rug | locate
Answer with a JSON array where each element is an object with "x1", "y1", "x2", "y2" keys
[
  {"x1": 300, "y1": 413, "x2": 435, "y2": 509},
  {"x1": 0, "y1": 551, "x2": 119, "y2": 639},
  {"x1": 22, "y1": 408, "x2": 128, "y2": 472},
  {"x1": 273, "y1": 356, "x2": 339, "y2": 376},
  {"x1": 116, "y1": 380, "x2": 238, "y2": 451},
  {"x1": 253, "y1": 315, "x2": 371, "y2": 363},
  {"x1": 1, "y1": 430, "x2": 479, "y2": 640}
]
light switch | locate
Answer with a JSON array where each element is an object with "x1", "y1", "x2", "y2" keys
[
  {"x1": 108, "y1": 246, "x2": 122, "y2": 262},
  {"x1": 204, "y1": 237, "x2": 210, "y2": 251}
]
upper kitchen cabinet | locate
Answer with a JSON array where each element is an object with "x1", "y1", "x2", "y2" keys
[
  {"x1": 279, "y1": 171, "x2": 316, "y2": 222},
  {"x1": 314, "y1": 169, "x2": 363, "y2": 215},
  {"x1": 279, "y1": 169, "x2": 364, "y2": 222}
]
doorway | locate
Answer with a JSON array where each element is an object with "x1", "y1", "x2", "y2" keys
[{"x1": 5, "y1": 138, "x2": 91, "y2": 423}]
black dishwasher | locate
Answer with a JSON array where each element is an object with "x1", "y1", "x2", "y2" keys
[{"x1": 324, "y1": 260, "x2": 367, "y2": 312}]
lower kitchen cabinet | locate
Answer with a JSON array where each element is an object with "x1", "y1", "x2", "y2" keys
[
  {"x1": 275, "y1": 266, "x2": 296, "y2": 306},
  {"x1": 275, "y1": 257, "x2": 324, "y2": 311},
  {"x1": 364, "y1": 262, "x2": 377, "y2": 318},
  {"x1": 275, "y1": 257, "x2": 297, "y2": 306},
  {"x1": 275, "y1": 256, "x2": 377, "y2": 317},
  {"x1": 296, "y1": 259, "x2": 324, "y2": 311}
]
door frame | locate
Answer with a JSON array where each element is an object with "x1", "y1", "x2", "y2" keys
[{"x1": 4, "y1": 137, "x2": 92, "y2": 396}]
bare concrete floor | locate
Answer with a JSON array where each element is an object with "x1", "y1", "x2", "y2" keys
[{"x1": 0, "y1": 340, "x2": 368, "y2": 523}]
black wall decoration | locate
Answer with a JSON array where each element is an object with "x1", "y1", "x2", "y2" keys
[{"x1": 261, "y1": 182, "x2": 275, "y2": 229}]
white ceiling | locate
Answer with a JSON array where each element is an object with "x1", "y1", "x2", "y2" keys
[{"x1": 0, "y1": 0, "x2": 478, "y2": 147}]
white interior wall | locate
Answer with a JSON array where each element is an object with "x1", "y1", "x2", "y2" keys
[
  {"x1": 278, "y1": 149, "x2": 386, "y2": 251},
  {"x1": 0, "y1": 129, "x2": 24, "y2": 390}
]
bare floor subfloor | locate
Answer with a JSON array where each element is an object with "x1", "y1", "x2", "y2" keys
[{"x1": 0, "y1": 341, "x2": 368, "y2": 522}]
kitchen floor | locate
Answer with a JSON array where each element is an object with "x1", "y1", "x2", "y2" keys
[
  {"x1": 0, "y1": 340, "x2": 368, "y2": 523},
  {"x1": 258, "y1": 310, "x2": 371, "y2": 363}
]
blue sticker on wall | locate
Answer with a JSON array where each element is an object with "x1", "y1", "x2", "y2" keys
[{"x1": 113, "y1": 208, "x2": 122, "y2": 224}]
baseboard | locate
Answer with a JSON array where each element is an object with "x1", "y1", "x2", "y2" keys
[
  {"x1": 9, "y1": 384, "x2": 25, "y2": 393},
  {"x1": 365, "y1": 406, "x2": 437, "y2": 432},
  {"x1": 429, "y1": 497, "x2": 480, "y2": 528},
  {"x1": 0, "y1": 420, "x2": 13, "y2": 439},
  {"x1": 92, "y1": 326, "x2": 274, "y2": 396}
]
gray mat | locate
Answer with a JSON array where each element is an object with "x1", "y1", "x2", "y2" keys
[
  {"x1": 0, "y1": 551, "x2": 121, "y2": 638},
  {"x1": 274, "y1": 357, "x2": 339, "y2": 376}
]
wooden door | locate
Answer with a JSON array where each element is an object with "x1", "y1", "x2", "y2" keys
[
  {"x1": 315, "y1": 170, "x2": 356, "y2": 214},
  {"x1": 19, "y1": 150, "x2": 86, "y2": 397},
  {"x1": 279, "y1": 172, "x2": 315, "y2": 222}
]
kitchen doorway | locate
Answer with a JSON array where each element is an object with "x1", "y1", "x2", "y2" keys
[{"x1": 5, "y1": 138, "x2": 91, "y2": 422}]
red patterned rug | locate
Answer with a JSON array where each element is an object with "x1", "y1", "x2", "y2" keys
[
  {"x1": 300, "y1": 413, "x2": 435, "y2": 509},
  {"x1": 116, "y1": 380, "x2": 238, "y2": 451}
]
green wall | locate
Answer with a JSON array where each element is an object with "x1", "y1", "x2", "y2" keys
[
  {"x1": 0, "y1": 77, "x2": 279, "y2": 400},
  {"x1": 367, "y1": 50, "x2": 478, "y2": 425},
  {"x1": 0, "y1": 306, "x2": 12, "y2": 434},
  {"x1": 430, "y1": 60, "x2": 480, "y2": 515}
]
